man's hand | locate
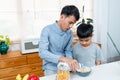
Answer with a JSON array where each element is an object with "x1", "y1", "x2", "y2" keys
[{"x1": 59, "y1": 56, "x2": 79, "y2": 72}]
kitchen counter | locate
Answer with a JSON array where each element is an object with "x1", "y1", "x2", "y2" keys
[{"x1": 40, "y1": 61, "x2": 120, "y2": 80}]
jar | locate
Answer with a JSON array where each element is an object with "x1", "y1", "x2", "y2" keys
[{"x1": 56, "y1": 62, "x2": 70, "y2": 80}]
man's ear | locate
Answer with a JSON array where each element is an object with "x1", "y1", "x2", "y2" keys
[{"x1": 60, "y1": 14, "x2": 66, "y2": 19}]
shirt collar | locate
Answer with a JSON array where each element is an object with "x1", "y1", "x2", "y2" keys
[{"x1": 54, "y1": 21, "x2": 66, "y2": 36}]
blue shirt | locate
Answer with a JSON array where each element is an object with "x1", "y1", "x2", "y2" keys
[{"x1": 39, "y1": 22, "x2": 73, "y2": 71}]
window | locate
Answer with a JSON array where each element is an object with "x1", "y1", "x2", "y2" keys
[
  {"x1": 0, "y1": 0, "x2": 93, "y2": 42},
  {"x1": 0, "y1": 0, "x2": 20, "y2": 40}
]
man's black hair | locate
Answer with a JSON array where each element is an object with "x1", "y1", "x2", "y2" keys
[{"x1": 61, "y1": 5, "x2": 80, "y2": 21}]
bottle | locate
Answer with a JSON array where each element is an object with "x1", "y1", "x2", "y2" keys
[{"x1": 56, "y1": 62, "x2": 70, "y2": 80}]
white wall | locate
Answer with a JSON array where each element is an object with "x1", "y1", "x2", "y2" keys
[
  {"x1": 94, "y1": 0, "x2": 120, "y2": 62},
  {"x1": 94, "y1": 0, "x2": 108, "y2": 62},
  {"x1": 107, "y1": 0, "x2": 120, "y2": 57}
]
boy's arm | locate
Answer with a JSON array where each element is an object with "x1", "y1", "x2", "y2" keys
[
  {"x1": 96, "y1": 44, "x2": 102, "y2": 66},
  {"x1": 96, "y1": 60, "x2": 101, "y2": 65}
]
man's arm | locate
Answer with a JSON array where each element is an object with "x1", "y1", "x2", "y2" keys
[
  {"x1": 65, "y1": 31, "x2": 73, "y2": 59},
  {"x1": 39, "y1": 27, "x2": 61, "y2": 64}
]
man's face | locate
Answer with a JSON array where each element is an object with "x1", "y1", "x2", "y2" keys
[{"x1": 60, "y1": 15, "x2": 76, "y2": 31}]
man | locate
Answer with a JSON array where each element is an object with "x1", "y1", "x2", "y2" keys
[{"x1": 39, "y1": 5, "x2": 80, "y2": 75}]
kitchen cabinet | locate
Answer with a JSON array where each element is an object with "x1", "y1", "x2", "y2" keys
[{"x1": 0, "y1": 50, "x2": 44, "y2": 80}]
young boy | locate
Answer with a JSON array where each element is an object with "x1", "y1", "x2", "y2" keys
[{"x1": 73, "y1": 23, "x2": 102, "y2": 67}]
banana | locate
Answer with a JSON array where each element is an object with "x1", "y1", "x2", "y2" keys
[
  {"x1": 16, "y1": 74, "x2": 22, "y2": 80},
  {"x1": 23, "y1": 74, "x2": 29, "y2": 80}
]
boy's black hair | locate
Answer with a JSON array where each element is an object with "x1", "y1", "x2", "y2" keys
[
  {"x1": 77, "y1": 23, "x2": 93, "y2": 38},
  {"x1": 61, "y1": 5, "x2": 80, "y2": 21}
]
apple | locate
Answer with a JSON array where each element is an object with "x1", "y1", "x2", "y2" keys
[{"x1": 28, "y1": 74, "x2": 39, "y2": 80}]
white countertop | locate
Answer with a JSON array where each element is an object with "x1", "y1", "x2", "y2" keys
[{"x1": 40, "y1": 61, "x2": 120, "y2": 80}]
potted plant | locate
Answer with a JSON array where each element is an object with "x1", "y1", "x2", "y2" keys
[
  {"x1": 0, "y1": 34, "x2": 10, "y2": 55},
  {"x1": 76, "y1": 18, "x2": 93, "y2": 25},
  {"x1": 73, "y1": 5, "x2": 93, "y2": 37},
  {"x1": 76, "y1": 5, "x2": 93, "y2": 25}
]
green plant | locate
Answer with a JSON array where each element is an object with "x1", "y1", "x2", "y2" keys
[
  {"x1": 0, "y1": 34, "x2": 10, "y2": 45},
  {"x1": 76, "y1": 5, "x2": 93, "y2": 25},
  {"x1": 76, "y1": 18, "x2": 93, "y2": 25}
]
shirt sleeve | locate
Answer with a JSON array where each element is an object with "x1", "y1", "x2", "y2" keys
[
  {"x1": 96, "y1": 45, "x2": 102, "y2": 61},
  {"x1": 39, "y1": 27, "x2": 61, "y2": 64},
  {"x1": 65, "y1": 31, "x2": 73, "y2": 59},
  {"x1": 72, "y1": 46, "x2": 76, "y2": 59}
]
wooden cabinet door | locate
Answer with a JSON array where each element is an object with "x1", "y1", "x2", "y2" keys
[{"x1": 0, "y1": 56, "x2": 27, "y2": 69}]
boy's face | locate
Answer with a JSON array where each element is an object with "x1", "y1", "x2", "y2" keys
[{"x1": 79, "y1": 36, "x2": 92, "y2": 47}]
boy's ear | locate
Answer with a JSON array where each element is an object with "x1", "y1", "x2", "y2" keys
[{"x1": 91, "y1": 34, "x2": 93, "y2": 37}]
